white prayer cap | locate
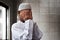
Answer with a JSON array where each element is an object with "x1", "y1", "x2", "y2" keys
[{"x1": 18, "y1": 3, "x2": 31, "y2": 11}]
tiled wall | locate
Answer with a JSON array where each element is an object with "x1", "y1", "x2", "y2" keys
[{"x1": 23, "y1": 0, "x2": 60, "y2": 40}]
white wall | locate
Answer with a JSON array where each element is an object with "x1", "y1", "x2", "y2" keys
[{"x1": 22, "y1": 0, "x2": 60, "y2": 40}]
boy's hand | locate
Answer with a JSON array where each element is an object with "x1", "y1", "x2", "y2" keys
[{"x1": 23, "y1": 13, "x2": 32, "y2": 21}]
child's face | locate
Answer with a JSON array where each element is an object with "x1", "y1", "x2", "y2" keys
[{"x1": 19, "y1": 9, "x2": 32, "y2": 22}]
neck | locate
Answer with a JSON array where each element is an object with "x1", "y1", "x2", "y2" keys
[{"x1": 20, "y1": 20, "x2": 25, "y2": 23}]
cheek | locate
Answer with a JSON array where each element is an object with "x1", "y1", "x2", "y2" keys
[{"x1": 20, "y1": 13, "x2": 25, "y2": 18}]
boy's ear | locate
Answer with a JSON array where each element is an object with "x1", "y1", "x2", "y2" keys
[{"x1": 17, "y1": 11, "x2": 20, "y2": 14}]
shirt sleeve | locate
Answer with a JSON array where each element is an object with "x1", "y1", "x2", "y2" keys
[
  {"x1": 11, "y1": 23, "x2": 22, "y2": 40},
  {"x1": 32, "y1": 23, "x2": 43, "y2": 40},
  {"x1": 11, "y1": 24, "x2": 16, "y2": 40},
  {"x1": 11, "y1": 23, "x2": 24, "y2": 40},
  {"x1": 24, "y1": 19, "x2": 34, "y2": 40}
]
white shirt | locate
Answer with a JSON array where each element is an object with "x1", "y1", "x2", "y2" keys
[{"x1": 11, "y1": 20, "x2": 43, "y2": 40}]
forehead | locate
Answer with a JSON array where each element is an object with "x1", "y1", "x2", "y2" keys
[{"x1": 20, "y1": 9, "x2": 31, "y2": 12}]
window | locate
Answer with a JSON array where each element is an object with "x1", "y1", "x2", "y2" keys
[
  {"x1": 0, "y1": 2, "x2": 9, "y2": 40},
  {"x1": 0, "y1": 6, "x2": 6, "y2": 40}
]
